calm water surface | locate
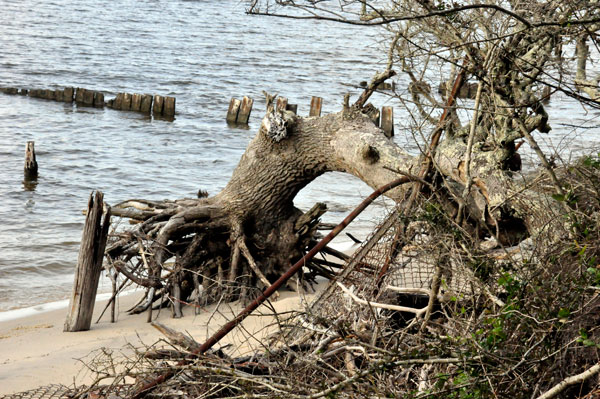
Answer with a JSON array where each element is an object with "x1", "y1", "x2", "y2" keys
[{"x1": 1, "y1": 0, "x2": 598, "y2": 311}]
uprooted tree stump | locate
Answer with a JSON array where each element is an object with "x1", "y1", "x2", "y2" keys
[{"x1": 103, "y1": 67, "x2": 561, "y2": 321}]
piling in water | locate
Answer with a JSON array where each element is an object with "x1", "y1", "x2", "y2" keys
[
  {"x1": 153, "y1": 95, "x2": 164, "y2": 115},
  {"x1": 163, "y1": 96, "x2": 176, "y2": 117},
  {"x1": 140, "y1": 94, "x2": 153, "y2": 114},
  {"x1": 226, "y1": 98, "x2": 241, "y2": 123},
  {"x1": 309, "y1": 96, "x2": 322, "y2": 117},
  {"x1": 381, "y1": 106, "x2": 394, "y2": 138},
  {"x1": 237, "y1": 96, "x2": 253, "y2": 124},
  {"x1": 24, "y1": 141, "x2": 38, "y2": 180}
]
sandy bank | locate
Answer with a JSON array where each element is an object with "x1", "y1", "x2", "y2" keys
[{"x1": 0, "y1": 286, "x2": 320, "y2": 395}]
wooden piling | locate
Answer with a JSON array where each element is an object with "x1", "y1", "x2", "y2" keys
[
  {"x1": 381, "y1": 106, "x2": 394, "y2": 138},
  {"x1": 75, "y1": 88, "x2": 85, "y2": 103},
  {"x1": 309, "y1": 96, "x2": 322, "y2": 117},
  {"x1": 121, "y1": 93, "x2": 132, "y2": 111},
  {"x1": 24, "y1": 141, "x2": 38, "y2": 180},
  {"x1": 19, "y1": 89, "x2": 28, "y2": 96},
  {"x1": 64, "y1": 191, "x2": 111, "y2": 332},
  {"x1": 163, "y1": 96, "x2": 176, "y2": 117},
  {"x1": 140, "y1": 94, "x2": 153, "y2": 114},
  {"x1": 45, "y1": 90, "x2": 56, "y2": 100},
  {"x1": 63, "y1": 87, "x2": 74, "y2": 102},
  {"x1": 113, "y1": 93, "x2": 124, "y2": 110},
  {"x1": 131, "y1": 93, "x2": 142, "y2": 112},
  {"x1": 153, "y1": 95, "x2": 164, "y2": 115},
  {"x1": 93, "y1": 92, "x2": 104, "y2": 107},
  {"x1": 226, "y1": 98, "x2": 241, "y2": 123},
  {"x1": 237, "y1": 96, "x2": 253, "y2": 124},
  {"x1": 54, "y1": 90, "x2": 64, "y2": 102},
  {"x1": 286, "y1": 104, "x2": 298, "y2": 115},
  {"x1": 276, "y1": 97, "x2": 288, "y2": 112},
  {"x1": 83, "y1": 89, "x2": 94, "y2": 106}
]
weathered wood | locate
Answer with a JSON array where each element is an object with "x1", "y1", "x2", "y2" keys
[
  {"x1": 93, "y1": 92, "x2": 104, "y2": 107},
  {"x1": 64, "y1": 191, "x2": 111, "y2": 332},
  {"x1": 54, "y1": 90, "x2": 64, "y2": 102},
  {"x1": 63, "y1": 87, "x2": 74, "y2": 102},
  {"x1": 113, "y1": 93, "x2": 123, "y2": 109},
  {"x1": 163, "y1": 96, "x2": 176, "y2": 117},
  {"x1": 83, "y1": 89, "x2": 94, "y2": 106},
  {"x1": 24, "y1": 141, "x2": 38, "y2": 180},
  {"x1": 19, "y1": 89, "x2": 28, "y2": 96},
  {"x1": 121, "y1": 93, "x2": 132, "y2": 111},
  {"x1": 286, "y1": 103, "x2": 298, "y2": 115},
  {"x1": 381, "y1": 106, "x2": 394, "y2": 138},
  {"x1": 226, "y1": 98, "x2": 241, "y2": 123},
  {"x1": 0, "y1": 87, "x2": 18, "y2": 94},
  {"x1": 237, "y1": 96, "x2": 253, "y2": 124},
  {"x1": 276, "y1": 96, "x2": 288, "y2": 112},
  {"x1": 75, "y1": 88, "x2": 85, "y2": 103},
  {"x1": 131, "y1": 93, "x2": 142, "y2": 112},
  {"x1": 140, "y1": 94, "x2": 153, "y2": 114},
  {"x1": 309, "y1": 96, "x2": 322, "y2": 117},
  {"x1": 45, "y1": 90, "x2": 57, "y2": 100},
  {"x1": 153, "y1": 95, "x2": 164, "y2": 115}
]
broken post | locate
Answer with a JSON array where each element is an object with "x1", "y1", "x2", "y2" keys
[
  {"x1": 309, "y1": 96, "x2": 322, "y2": 117},
  {"x1": 131, "y1": 93, "x2": 142, "y2": 112},
  {"x1": 24, "y1": 141, "x2": 38, "y2": 180},
  {"x1": 237, "y1": 96, "x2": 253, "y2": 124},
  {"x1": 226, "y1": 98, "x2": 241, "y2": 123},
  {"x1": 163, "y1": 96, "x2": 176, "y2": 117},
  {"x1": 140, "y1": 94, "x2": 153, "y2": 114},
  {"x1": 93, "y1": 92, "x2": 104, "y2": 107},
  {"x1": 381, "y1": 106, "x2": 394, "y2": 138},
  {"x1": 121, "y1": 93, "x2": 132, "y2": 111},
  {"x1": 64, "y1": 191, "x2": 111, "y2": 332},
  {"x1": 63, "y1": 87, "x2": 74, "y2": 102},
  {"x1": 153, "y1": 95, "x2": 164, "y2": 115},
  {"x1": 276, "y1": 96, "x2": 288, "y2": 112}
]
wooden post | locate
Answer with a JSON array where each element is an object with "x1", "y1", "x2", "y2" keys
[
  {"x1": 140, "y1": 94, "x2": 153, "y2": 114},
  {"x1": 24, "y1": 141, "x2": 38, "y2": 180},
  {"x1": 75, "y1": 88, "x2": 84, "y2": 103},
  {"x1": 63, "y1": 87, "x2": 74, "y2": 102},
  {"x1": 163, "y1": 96, "x2": 176, "y2": 117},
  {"x1": 64, "y1": 191, "x2": 111, "y2": 332},
  {"x1": 19, "y1": 89, "x2": 28, "y2": 96},
  {"x1": 153, "y1": 95, "x2": 164, "y2": 115},
  {"x1": 93, "y1": 92, "x2": 104, "y2": 107},
  {"x1": 286, "y1": 104, "x2": 298, "y2": 115},
  {"x1": 112, "y1": 93, "x2": 123, "y2": 109},
  {"x1": 226, "y1": 98, "x2": 241, "y2": 123},
  {"x1": 381, "y1": 106, "x2": 394, "y2": 138},
  {"x1": 237, "y1": 96, "x2": 253, "y2": 124},
  {"x1": 45, "y1": 90, "x2": 56, "y2": 100},
  {"x1": 83, "y1": 89, "x2": 94, "y2": 106},
  {"x1": 309, "y1": 96, "x2": 322, "y2": 117},
  {"x1": 131, "y1": 93, "x2": 142, "y2": 112},
  {"x1": 276, "y1": 97, "x2": 288, "y2": 112},
  {"x1": 54, "y1": 89, "x2": 64, "y2": 102},
  {"x1": 121, "y1": 93, "x2": 132, "y2": 111}
]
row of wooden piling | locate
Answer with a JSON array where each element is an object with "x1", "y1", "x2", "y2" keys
[
  {"x1": 0, "y1": 86, "x2": 176, "y2": 117},
  {"x1": 226, "y1": 94, "x2": 394, "y2": 136},
  {"x1": 226, "y1": 95, "x2": 324, "y2": 124}
]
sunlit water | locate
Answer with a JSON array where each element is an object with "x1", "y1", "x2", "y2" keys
[{"x1": 0, "y1": 0, "x2": 598, "y2": 312}]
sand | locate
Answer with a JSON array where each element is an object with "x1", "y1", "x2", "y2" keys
[{"x1": 0, "y1": 287, "x2": 319, "y2": 396}]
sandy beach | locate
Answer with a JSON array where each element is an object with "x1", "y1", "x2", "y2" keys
[{"x1": 0, "y1": 287, "x2": 319, "y2": 396}]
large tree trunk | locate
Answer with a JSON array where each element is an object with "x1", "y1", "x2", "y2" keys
[{"x1": 106, "y1": 90, "x2": 544, "y2": 315}]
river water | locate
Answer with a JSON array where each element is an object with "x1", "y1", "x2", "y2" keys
[{"x1": 0, "y1": 0, "x2": 598, "y2": 312}]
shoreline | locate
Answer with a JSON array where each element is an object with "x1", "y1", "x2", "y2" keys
[{"x1": 0, "y1": 284, "x2": 323, "y2": 395}]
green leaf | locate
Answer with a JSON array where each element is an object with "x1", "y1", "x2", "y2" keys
[
  {"x1": 558, "y1": 308, "x2": 570, "y2": 318},
  {"x1": 552, "y1": 193, "x2": 565, "y2": 202}
]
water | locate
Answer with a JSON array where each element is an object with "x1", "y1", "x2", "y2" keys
[
  {"x1": 0, "y1": 0, "x2": 400, "y2": 311},
  {"x1": 1, "y1": 0, "x2": 599, "y2": 313}
]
